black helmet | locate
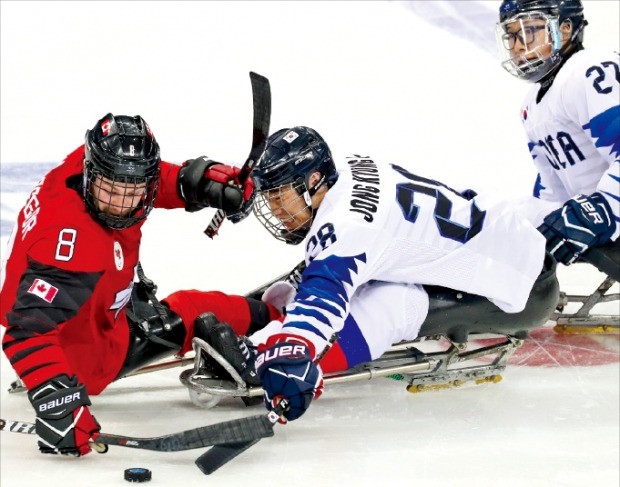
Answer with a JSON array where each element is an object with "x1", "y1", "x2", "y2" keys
[
  {"x1": 252, "y1": 126, "x2": 338, "y2": 245},
  {"x1": 83, "y1": 113, "x2": 161, "y2": 229},
  {"x1": 496, "y1": 0, "x2": 587, "y2": 82}
]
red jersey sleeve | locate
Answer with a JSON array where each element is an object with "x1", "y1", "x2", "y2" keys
[{"x1": 155, "y1": 161, "x2": 185, "y2": 209}]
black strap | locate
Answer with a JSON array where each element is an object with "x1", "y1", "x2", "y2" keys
[{"x1": 126, "y1": 263, "x2": 182, "y2": 351}]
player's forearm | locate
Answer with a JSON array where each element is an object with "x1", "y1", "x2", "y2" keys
[{"x1": 2, "y1": 322, "x2": 73, "y2": 391}]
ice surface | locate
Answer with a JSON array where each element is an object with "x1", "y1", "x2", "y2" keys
[{"x1": 1, "y1": 2, "x2": 618, "y2": 486}]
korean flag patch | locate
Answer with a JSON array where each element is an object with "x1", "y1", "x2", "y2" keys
[{"x1": 283, "y1": 130, "x2": 299, "y2": 143}]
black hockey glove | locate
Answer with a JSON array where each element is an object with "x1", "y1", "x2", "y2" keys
[
  {"x1": 177, "y1": 156, "x2": 254, "y2": 215},
  {"x1": 256, "y1": 335, "x2": 323, "y2": 423},
  {"x1": 28, "y1": 375, "x2": 100, "y2": 456},
  {"x1": 538, "y1": 192, "x2": 616, "y2": 265},
  {"x1": 226, "y1": 177, "x2": 256, "y2": 224}
]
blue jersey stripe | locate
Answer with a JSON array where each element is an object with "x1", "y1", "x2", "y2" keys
[
  {"x1": 293, "y1": 297, "x2": 343, "y2": 319},
  {"x1": 337, "y1": 314, "x2": 371, "y2": 366},
  {"x1": 602, "y1": 190, "x2": 620, "y2": 204},
  {"x1": 533, "y1": 173, "x2": 545, "y2": 198},
  {"x1": 287, "y1": 306, "x2": 333, "y2": 328},
  {"x1": 282, "y1": 320, "x2": 329, "y2": 341},
  {"x1": 583, "y1": 105, "x2": 620, "y2": 158}
]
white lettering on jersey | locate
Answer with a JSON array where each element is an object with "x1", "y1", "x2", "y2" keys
[
  {"x1": 21, "y1": 176, "x2": 46, "y2": 239},
  {"x1": 55, "y1": 228, "x2": 77, "y2": 262}
]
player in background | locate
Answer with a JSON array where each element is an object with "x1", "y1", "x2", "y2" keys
[
  {"x1": 495, "y1": 0, "x2": 619, "y2": 265},
  {"x1": 202, "y1": 126, "x2": 548, "y2": 423},
  {"x1": 0, "y1": 113, "x2": 280, "y2": 457}
]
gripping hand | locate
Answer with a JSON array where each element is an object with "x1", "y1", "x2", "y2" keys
[
  {"x1": 256, "y1": 336, "x2": 323, "y2": 422},
  {"x1": 538, "y1": 192, "x2": 616, "y2": 265},
  {"x1": 178, "y1": 156, "x2": 255, "y2": 215},
  {"x1": 226, "y1": 175, "x2": 256, "y2": 224},
  {"x1": 28, "y1": 375, "x2": 100, "y2": 456}
]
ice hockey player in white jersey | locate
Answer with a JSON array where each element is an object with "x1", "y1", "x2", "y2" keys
[
  {"x1": 496, "y1": 0, "x2": 619, "y2": 265},
  {"x1": 235, "y1": 126, "x2": 548, "y2": 422}
]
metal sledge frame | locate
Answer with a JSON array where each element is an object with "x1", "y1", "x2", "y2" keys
[
  {"x1": 179, "y1": 333, "x2": 525, "y2": 408},
  {"x1": 553, "y1": 275, "x2": 619, "y2": 333},
  {"x1": 553, "y1": 242, "x2": 620, "y2": 334}
]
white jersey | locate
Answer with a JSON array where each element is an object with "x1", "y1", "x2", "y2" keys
[
  {"x1": 269, "y1": 156, "x2": 546, "y2": 360},
  {"x1": 518, "y1": 49, "x2": 620, "y2": 240}
]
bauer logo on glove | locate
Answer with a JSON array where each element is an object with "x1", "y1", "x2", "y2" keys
[
  {"x1": 36, "y1": 390, "x2": 84, "y2": 413},
  {"x1": 255, "y1": 338, "x2": 324, "y2": 422},
  {"x1": 574, "y1": 195, "x2": 608, "y2": 225},
  {"x1": 255, "y1": 343, "x2": 307, "y2": 369}
]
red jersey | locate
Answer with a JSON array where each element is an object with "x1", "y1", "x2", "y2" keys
[{"x1": 0, "y1": 146, "x2": 185, "y2": 394}]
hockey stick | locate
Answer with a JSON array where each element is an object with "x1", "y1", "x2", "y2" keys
[
  {"x1": 204, "y1": 71, "x2": 271, "y2": 238},
  {"x1": 194, "y1": 400, "x2": 287, "y2": 474},
  {"x1": 0, "y1": 414, "x2": 275, "y2": 453},
  {"x1": 194, "y1": 333, "x2": 339, "y2": 474}
]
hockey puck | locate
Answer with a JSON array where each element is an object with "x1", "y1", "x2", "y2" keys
[{"x1": 124, "y1": 468, "x2": 152, "y2": 483}]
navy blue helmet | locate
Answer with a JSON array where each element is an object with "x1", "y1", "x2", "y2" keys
[
  {"x1": 252, "y1": 126, "x2": 338, "y2": 244},
  {"x1": 253, "y1": 126, "x2": 338, "y2": 194}
]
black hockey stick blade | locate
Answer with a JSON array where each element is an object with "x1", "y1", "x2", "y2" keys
[
  {"x1": 245, "y1": 72, "x2": 272, "y2": 173},
  {"x1": 195, "y1": 439, "x2": 261, "y2": 475},
  {"x1": 1, "y1": 415, "x2": 275, "y2": 452},
  {"x1": 194, "y1": 399, "x2": 289, "y2": 474},
  {"x1": 204, "y1": 71, "x2": 271, "y2": 238}
]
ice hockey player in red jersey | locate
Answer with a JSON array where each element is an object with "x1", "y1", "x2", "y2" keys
[{"x1": 0, "y1": 113, "x2": 280, "y2": 457}]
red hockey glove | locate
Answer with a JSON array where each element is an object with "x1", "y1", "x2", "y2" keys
[
  {"x1": 28, "y1": 375, "x2": 101, "y2": 456},
  {"x1": 177, "y1": 156, "x2": 255, "y2": 216}
]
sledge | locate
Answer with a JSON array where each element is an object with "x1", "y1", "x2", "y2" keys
[{"x1": 181, "y1": 254, "x2": 560, "y2": 408}]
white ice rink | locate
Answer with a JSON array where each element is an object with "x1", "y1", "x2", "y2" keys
[{"x1": 1, "y1": 1, "x2": 619, "y2": 486}]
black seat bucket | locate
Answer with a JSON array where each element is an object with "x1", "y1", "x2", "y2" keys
[{"x1": 419, "y1": 254, "x2": 559, "y2": 342}]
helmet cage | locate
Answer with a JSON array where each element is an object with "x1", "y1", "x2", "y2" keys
[
  {"x1": 83, "y1": 113, "x2": 161, "y2": 230},
  {"x1": 252, "y1": 126, "x2": 338, "y2": 244},
  {"x1": 253, "y1": 178, "x2": 313, "y2": 245},
  {"x1": 83, "y1": 162, "x2": 159, "y2": 230},
  {"x1": 496, "y1": 12, "x2": 564, "y2": 82}
]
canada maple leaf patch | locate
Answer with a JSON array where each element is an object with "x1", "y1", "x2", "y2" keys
[{"x1": 27, "y1": 278, "x2": 59, "y2": 303}]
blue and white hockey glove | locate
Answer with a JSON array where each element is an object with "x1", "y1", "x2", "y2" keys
[
  {"x1": 256, "y1": 336, "x2": 324, "y2": 423},
  {"x1": 538, "y1": 192, "x2": 616, "y2": 265}
]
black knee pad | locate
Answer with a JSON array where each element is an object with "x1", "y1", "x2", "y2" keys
[
  {"x1": 116, "y1": 302, "x2": 186, "y2": 380},
  {"x1": 246, "y1": 298, "x2": 273, "y2": 335}
]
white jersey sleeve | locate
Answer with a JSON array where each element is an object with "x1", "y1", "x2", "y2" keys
[{"x1": 521, "y1": 49, "x2": 620, "y2": 239}]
